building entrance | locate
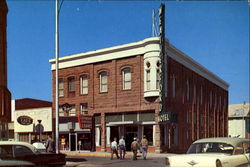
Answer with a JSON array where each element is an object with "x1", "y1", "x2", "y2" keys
[
  {"x1": 125, "y1": 126, "x2": 138, "y2": 151},
  {"x1": 70, "y1": 133, "x2": 76, "y2": 151}
]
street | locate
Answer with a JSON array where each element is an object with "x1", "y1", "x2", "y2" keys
[{"x1": 66, "y1": 156, "x2": 165, "y2": 167}]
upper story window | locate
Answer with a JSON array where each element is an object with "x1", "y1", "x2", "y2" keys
[
  {"x1": 80, "y1": 103, "x2": 88, "y2": 115},
  {"x1": 122, "y1": 68, "x2": 131, "y2": 90},
  {"x1": 100, "y1": 71, "x2": 108, "y2": 93},
  {"x1": 59, "y1": 107, "x2": 64, "y2": 116},
  {"x1": 156, "y1": 69, "x2": 160, "y2": 90},
  {"x1": 68, "y1": 105, "x2": 76, "y2": 116},
  {"x1": 58, "y1": 78, "x2": 64, "y2": 97},
  {"x1": 156, "y1": 61, "x2": 160, "y2": 90},
  {"x1": 146, "y1": 70, "x2": 150, "y2": 90},
  {"x1": 80, "y1": 75, "x2": 88, "y2": 95},
  {"x1": 68, "y1": 77, "x2": 75, "y2": 92}
]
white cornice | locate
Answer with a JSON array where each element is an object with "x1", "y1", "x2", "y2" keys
[
  {"x1": 49, "y1": 37, "x2": 229, "y2": 90},
  {"x1": 49, "y1": 37, "x2": 160, "y2": 70}
]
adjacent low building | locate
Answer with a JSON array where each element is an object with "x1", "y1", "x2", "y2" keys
[
  {"x1": 228, "y1": 103, "x2": 250, "y2": 139},
  {"x1": 12, "y1": 98, "x2": 52, "y2": 143},
  {"x1": 50, "y1": 37, "x2": 229, "y2": 153}
]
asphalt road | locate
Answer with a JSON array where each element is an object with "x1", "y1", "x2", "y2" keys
[{"x1": 66, "y1": 156, "x2": 165, "y2": 167}]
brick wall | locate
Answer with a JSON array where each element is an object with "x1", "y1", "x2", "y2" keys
[{"x1": 52, "y1": 55, "x2": 159, "y2": 118}]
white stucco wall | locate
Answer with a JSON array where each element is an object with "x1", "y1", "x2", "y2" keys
[
  {"x1": 14, "y1": 107, "x2": 52, "y2": 133},
  {"x1": 228, "y1": 119, "x2": 245, "y2": 138}
]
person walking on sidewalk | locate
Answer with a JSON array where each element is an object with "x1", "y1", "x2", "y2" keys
[
  {"x1": 140, "y1": 135, "x2": 149, "y2": 160},
  {"x1": 45, "y1": 135, "x2": 55, "y2": 153},
  {"x1": 131, "y1": 137, "x2": 140, "y2": 160},
  {"x1": 118, "y1": 136, "x2": 126, "y2": 159},
  {"x1": 110, "y1": 137, "x2": 119, "y2": 160}
]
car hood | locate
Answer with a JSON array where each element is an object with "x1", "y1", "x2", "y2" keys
[{"x1": 167, "y1": 153, "x2": 228, "y2": 167}]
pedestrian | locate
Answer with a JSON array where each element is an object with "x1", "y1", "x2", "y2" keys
[
  {"x1": 45, "y1": 135, "x2": 55, "y2": 153},
  {"x1": 118, "y1": 136, "x2": 126, "y2": 159},
  {"x1": 110, "y1": 137, "x2": 119, "y2": 160},
  {"x1": 131, "y1": 137, "x2": 140, "y2": 160},
  {"x1": 140, "y1": 135, "x2": 149, "y2": 160}
]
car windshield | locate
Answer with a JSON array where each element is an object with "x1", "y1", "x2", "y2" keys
[{"x1": 187, "y1": 142, "x2": 234, "y2": 155}]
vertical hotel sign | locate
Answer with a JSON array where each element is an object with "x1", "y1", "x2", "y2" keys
[
  {"x1": 158, "y1": 4, "x2": 166, "y2": 121},
  {"x1": 158, "y1": 4, "x2": 172, "y2": 123}
]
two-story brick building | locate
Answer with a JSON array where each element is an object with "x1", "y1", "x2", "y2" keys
[{"x1": 50, "y1": 37, "x2": 228, "y2": 153}]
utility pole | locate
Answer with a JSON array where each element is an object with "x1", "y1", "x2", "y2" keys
[{"x1": 55, "y1": 0, "x2": 59, "y2": 154}]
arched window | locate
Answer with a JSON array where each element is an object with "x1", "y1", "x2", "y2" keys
[
  {"x1": 68, "y1": 77, "x2": 75, "y2": 92},
  {"x1": 156, "y1": 61, "x2": 160, "y2": 90},
  {"x1": 122, "y1": 68, "x2": 131, "y2": 90},
  {"x1": 80, "y1": 74, "x2": 88, "y2": 95},
  {"x1": 100, "y1": 71, "x2": 108, "y2": 92}
]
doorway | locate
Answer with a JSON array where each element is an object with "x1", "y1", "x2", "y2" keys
[
  {"x1": 70, "y1": 133, "x2": 76, "y2": 151},
  {"x1": 125, "y1": 126, "x2": 138, "y2": 151}
]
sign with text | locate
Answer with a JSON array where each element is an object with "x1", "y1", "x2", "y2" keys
[
  {"x1": 78, "y1": 115, "x2": 93, "y2": 129},
  {"x1": 17, "y1": 116, "x2": 33, "y2": 125},
  {"x1": 158, "y1": 112, "x2": 177, "y2": 124}
]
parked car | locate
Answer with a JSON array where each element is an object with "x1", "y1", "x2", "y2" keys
[
  {"x1": 165, "y1": 137, "x2": 250, "y2": 167},
  {"x1": 32, "y1": 142, "x2": 46, "y2": 152},
  {"x1": 0, "y1": 141, "x2": 66, "y2": 167}
]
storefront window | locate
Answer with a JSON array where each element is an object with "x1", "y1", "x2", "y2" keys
[{"x1": 139, "y1": 112, "x2": 154, "y2": 122}]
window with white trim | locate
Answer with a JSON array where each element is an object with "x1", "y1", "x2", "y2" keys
[
  {"x1": 80, "y1": 103, "x2": 88, "y2": 115},
  {"x1": 146, "y1": 70, "x2": 150, "y2": 90},
  {"x1": 80, "y1": 75, "x2": 88, "y2": 95},
  {"x1": 69, "y1": 105, "x2": 76, "y2": 116},
  {"x1": 122, "y1": 68, "x2": 131, "y2": 90},
  {"x1": 156, "y1": 69, "x2": 160, "y2": 90},
  {"x1": 156, "y1": 61, "x2": 160, "y2": 90},
  {"x1": 58, "y1": 78, "x2": 64, "y2": 97},
  {"x1": 59, "y1": 107, "x2": 64, "y2": 116},
  {"x1": 100, "y1": 71, "x2": 108, "y2": 92}
]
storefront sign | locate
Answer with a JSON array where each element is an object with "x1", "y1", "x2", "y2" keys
[
  {"x1": 17, "y1": 116, "x2": 33, "y2": 125},
  {"x1": 158, "y1": 112, "x2": 177, "y2": 124},
  {"x1": 78, "y1": 115, "x2": 93, "y2": 129}
]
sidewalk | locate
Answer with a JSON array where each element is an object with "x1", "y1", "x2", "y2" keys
[{"x1": 62, "y1": 150, "x2": 175, "y2": 158}]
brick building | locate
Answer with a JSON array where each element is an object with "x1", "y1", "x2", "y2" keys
[
  {"x1": 0, "y1": 0, "x2": 11, "y2": 141},
  {"x1": 50, "y1": 37, "x2": 228, "y2": 153}
]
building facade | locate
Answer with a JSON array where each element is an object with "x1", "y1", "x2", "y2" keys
[
  {"x1": 228, "y1": 103, "x2": 250, "y2": 139},
  {"x1": 12, "y1": 98, "x2": 52, "y2": 143},
  {"x1": 0, "y1": 0, "x2": 11, "y2": 141},
  {"x1": 50, "y1": 37, "x2": 229, "y2": 153}
]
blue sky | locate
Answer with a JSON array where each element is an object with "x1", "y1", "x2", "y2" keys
[{"x1": 6, "y1": 0, "x2": 249, "y2": 104}]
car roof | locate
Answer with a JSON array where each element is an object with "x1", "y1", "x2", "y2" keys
[
  {"x1": 193, "y1": 137, "x2": 250, "y2": 146},
  {"x1": 0, "y1": 141, "x2": 36, "y2": 151}
]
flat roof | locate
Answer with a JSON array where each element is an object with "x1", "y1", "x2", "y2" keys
[{"x1": 49, "y1": 37, "x2": 229, "y2": 90}]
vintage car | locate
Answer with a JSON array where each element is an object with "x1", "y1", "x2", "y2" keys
[
  {"x1": 0, "y1": 141, "x2": 66, "y2": 167},
  {"x1": 165, "y1": 137, "x2": 250, "y2": 167}
]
